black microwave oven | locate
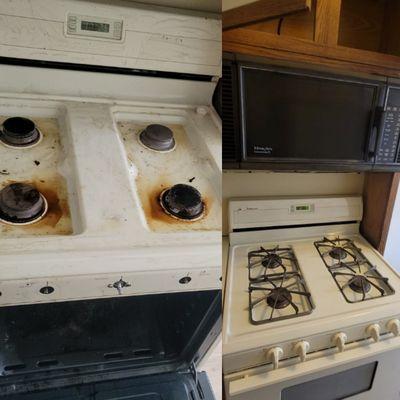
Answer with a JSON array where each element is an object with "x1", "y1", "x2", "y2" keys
[{"x1": 217, "y1": 56, "x2": 400, "y2": 172}]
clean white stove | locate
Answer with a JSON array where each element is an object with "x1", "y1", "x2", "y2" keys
[
  {"x1": 0, "y1": 0, "x2": 222, "y2": 306},
  {"x1": 224, "y1": 196, "x2": 400, "y2": 400}
]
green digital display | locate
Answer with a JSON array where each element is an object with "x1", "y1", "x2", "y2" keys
[
  {"x1": 81, "y1": 20, "x2": 110, "y2": 33},
  {"x1": 296, "y1": 205, "x2": 310, "y2": 211}
]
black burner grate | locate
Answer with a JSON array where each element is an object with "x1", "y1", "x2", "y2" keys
[
  {"x1": 248, "y1": 246, "x2": 313, "y2": 325},
  {"x1": 314, "y1": 237, "x2": 395, "y2": 303}
]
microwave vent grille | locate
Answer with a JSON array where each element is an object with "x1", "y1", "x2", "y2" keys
[{"x1": 221, "y1": 61, "x2": 240, "y2": 163}]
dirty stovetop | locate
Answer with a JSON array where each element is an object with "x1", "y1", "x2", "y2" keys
[{"x1": 0, "y1": 102, "x2": 221, "y2": 277}]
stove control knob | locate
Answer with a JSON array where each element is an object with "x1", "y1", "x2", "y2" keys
[
  {"x1": 266, "y1": 347, "x2": 283, "y2": 370},
  {"x1": 387, "y1": 319, "x2": 400, "y2": 336},
  {"x1": 107, "y1": 278, "x2": 131, "y2": 295},
  {"x1": 293, "y1": 341, "x2": 310, "y2": 362},
  {"x1": 366, "y1": 324, "x2": 381, "y2": 342},
  {"x1": 196, "y1": 106, "x2": 208, "y2": 116},
  {"x1": 332, "y1": 332, "x2": 347, "y2": 352}
]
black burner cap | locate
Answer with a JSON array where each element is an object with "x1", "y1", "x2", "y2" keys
[
  {"x1": 139, "y1": 124, "x2": 175, "y2": 152},
  {"x1": 0, "y1": 183, "x2": 45, "y2": 223},
  {"x1": 266, "y1": 287, "x2": 292, "y2": 309},
  {"x1": 329, "y1": 247, "x2": 348, "y2": 260},
  {"x1": 1, "y1": 117, "x2": 40, "y2": 147},
  {"x1": 161, "y1": 184, "x2": 204, "y2": 220},
  {"x1": 262, "y1": 254, "x2": 282, "y2": 269},
  {"x1": 349, "y1": 275, "x2": 371, "y2": 294}
]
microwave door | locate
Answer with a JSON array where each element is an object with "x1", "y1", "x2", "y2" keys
[{"x1": 240, "y1": 65, "x2": 381, "y2": 164}]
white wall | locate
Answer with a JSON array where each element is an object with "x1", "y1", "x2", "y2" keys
[
  {"x1": 222, "y1": 171, "x2": 365, "y2": 234},
  {"x1": 384, "y1": 185, "x2": 400, "y2": 272}
]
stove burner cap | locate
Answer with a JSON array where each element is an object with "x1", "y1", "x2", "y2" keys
[
  {"x1": 160, "y1": 184, "x2": 204, "y2": 221},
  {"x1": 349, "y1": 275, "x2": 371, "y2": 294},
  {"x1": 266, "y1": 287, "x2": 292, "y2": 309},
  {"x1": 0, "y1": 183, "x2": 46, "y2": 224},
  {"x1": 139, "y1": 124, "x2": 175, "y2": 152},
  {"x1": 261, "y1": 254, "x2": 282, "y2": 269},
  {"x1": 0, "y1": 117, "x2": 40, "y2": 147},
  {"x1": 329, "y1": 247, "x2": 347, "y2": 260}
]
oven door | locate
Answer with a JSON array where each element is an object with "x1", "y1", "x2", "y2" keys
[
  {"x1": 0, "y1": 290, "x2": 221, "y2": 399},
  {"x1": 239, "y1": 63, "x2": 385, "y2": 170},
  {"x1": 225, "y1": 335, "x2": 400, "y2": 400},
  {"x1": 4, "y1": 371, "x2": 215, "y2": 400}
]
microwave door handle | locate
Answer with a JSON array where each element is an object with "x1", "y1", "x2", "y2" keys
[{"x1": 368, "y1": 107, "x2": 386, "y2": 160}]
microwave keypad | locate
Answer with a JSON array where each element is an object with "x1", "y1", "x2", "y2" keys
[{"x1": 377, "y1": 106, "x2": 400, "y2": 163}]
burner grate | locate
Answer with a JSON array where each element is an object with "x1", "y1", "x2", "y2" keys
[
  {"x1": 315, "y1": 237, "x2": 395, "y2": 303},
  {"x1": 248, "y1": 246, "x2": 297, "y2": 282},
  {"x1": 247, "y1": 246, "x2": 313, "y2": 325}
]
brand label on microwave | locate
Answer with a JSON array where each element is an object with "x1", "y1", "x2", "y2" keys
[{"x1": 253, "y1": 145, "x2": 273, "y2": 155}]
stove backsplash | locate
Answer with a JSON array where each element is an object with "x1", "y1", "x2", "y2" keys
[{"x1": 222, "y1": 171, "x2": 364, "y2": 234}]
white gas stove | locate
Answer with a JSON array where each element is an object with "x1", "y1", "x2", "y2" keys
[
  {"x1": 224, "y1": 196, "x2": 400, "y2": 400},
  {"x1": 0, "y1": 2, "x2": 221, "y2": 399},
  {"x1": 0, "y1": 0, "x2": 222, "y2": 306}
]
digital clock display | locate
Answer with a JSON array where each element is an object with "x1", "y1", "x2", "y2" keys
[
  {"x1": 296, "y1": 205, "x2": 310, "y2": 211},
  {"x1": 290, "y1": 203, "x2": 314, "y2": 214},
  {"x1": 81, "y1": 20, "x2": 110, "y2": 33}
]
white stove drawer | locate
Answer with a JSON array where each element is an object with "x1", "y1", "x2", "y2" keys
[{"x1": 225, "y1": 335, "x2": 400, "y2": 400}]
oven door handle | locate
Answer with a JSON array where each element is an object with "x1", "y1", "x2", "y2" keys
[{"x1": 227, "y1": 335, "x2": 400, "y2": 398}]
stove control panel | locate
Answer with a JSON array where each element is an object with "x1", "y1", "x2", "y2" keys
[
  {"x1": 255, "y1": 317, "x2": 400, "y2": 374},
  {"x1": 66, "y1": 14, "x2": 123, "y2": 41},
  {"x1": 0, "y1": 267, "x2": 221, "y2": 306}
]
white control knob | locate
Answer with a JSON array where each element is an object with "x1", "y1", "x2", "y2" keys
[
  {"x1": 196, "y1": 106, "x2": 208, "y2": 116},
  {"x1": 266, "y1": 347, "x2": 283, "y2": 370},
  {"x1": 293, "y1": 341, "x2": 310, "y2": 362},
  {"x1": 366, "y1": 324, "x2": 381, "y2": 342},
  {"x1": 387, "y1": 319, "x2": 400, "y2": 336},
  {"x1": 332, "y1": 332, "x2": 347, "y2": 352}
]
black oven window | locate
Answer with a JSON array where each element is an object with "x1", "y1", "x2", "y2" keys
[
  {"x1": 241, "y1": 67, "x2": 378, "y2": 161},
  {"x1": 281, "y1": 362, "x2": 378, "y2": 400}
]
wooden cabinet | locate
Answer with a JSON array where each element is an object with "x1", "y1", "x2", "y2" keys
[
  {"x1": 223, "y1": 0, "x2": 400, "y2": 78},
  {"x1": 222, "y1": 0, "x2": 400, "y2": 254}
]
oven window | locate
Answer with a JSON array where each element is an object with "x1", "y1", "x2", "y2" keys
[
  {"x1": 281, "y1": 362, "x2": 378, "y2": 400},
  {"x1": 241, "y1": 67, "x2": 378, "y2": 161}
]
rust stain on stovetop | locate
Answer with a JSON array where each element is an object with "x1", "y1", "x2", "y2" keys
[
  {"x1": 0, "y1": 175, "x2": 72, "y2": 236},
  {"x1": 142, "y1": 183, "x2": 214, "y2": 232},
  {"x1": 118, "y1": 121, "x2": 221, "y2": 233}
]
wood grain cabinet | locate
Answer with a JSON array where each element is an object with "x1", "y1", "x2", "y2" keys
[{"x1": 221, "y1": 0, "x2": 400, "y2": 254}]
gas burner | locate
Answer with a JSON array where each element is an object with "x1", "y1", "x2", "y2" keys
[
  {"x1": 248, "y1": 246, "x2": 297, "y2": 281},
  {"x1": 139, "y1": 124, "x2": 176, "y2": 152},
  {"x1": 348, "y1": 275, "x2": 371, "y2": 294},
  {"x1": 329, "y1": 247, "x2": 348, "y2": 260},
  {"x1": 266, "y1": 287, "x2": 292, "y2": 309},
  {"x1": 0, "y1": 117, "x2": 42, "y2": 148},
  {"x1": 0, "y1": 183, "x2": 48, "y2": 225},
  {"x1": 159, "y1": 184, "x2": 204, "y2": 221},
  {"x1": 261, "y1": 253, "x2": 282, "y2": 269},
  {"x1": 314, "y1": 237, "x2": 360, "y2": 268},
  {"x1": 315, "y1": 237, "x2": 394, "y2": 303},
  {"x1": 249, "y1": 272, "x2": 313, "y2": 325}
]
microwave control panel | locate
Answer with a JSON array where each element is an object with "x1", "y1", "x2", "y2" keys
[{"x1": 378, "y1": 88, "x2": 400, "y2": 163}]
